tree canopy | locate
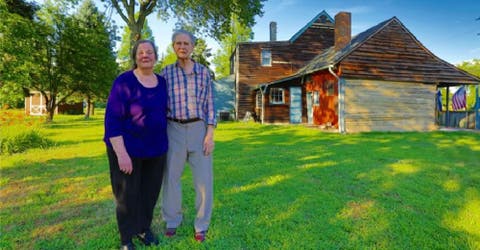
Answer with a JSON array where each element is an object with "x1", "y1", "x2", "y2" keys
[
  {"x1": 0, "y1": 0, "x2": 118, "y2": 121},
  {"x1": 104, "y1": 0, "x2": 265, "y2": 49},
  {"x1": 117, "y1": 18, "x2": 155, "y2": 71},
  {"x1": 212, "y1": 14, "x2": 253, "y2": 79},
  {"x1": 457, "y1": 59, "x2": 480, "y2": 109},
  {"x1": 0, "y1": 0, "x2": 42, "y2": 108},
  {"x1": 74, "y1": 0, "x2": 119, "y2": 118}
]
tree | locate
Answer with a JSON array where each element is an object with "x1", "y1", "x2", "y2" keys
[
  {"x1": 27, "y1": 2, "x2": 91, "y2": 121},
  {"x1": 1, "y1": 0, "x2": 118, "y2": 119},
  {"x1": 74, "y1": 0, "x2": 118, "y2": 118},
  {"x1": 212, "y1": 14, "x2": 253, "y2": 79},
  {"x1": 117, "y1": 18, "x2": 155, "y2": 71},
  {"x1": 0, "y1": 0, "x2": 40, "y2": 108},
  {"x1": 104, "y1": 0, "x2": 265, "y2": 48},
  {"x1": 192, "y1": 38, "x2": 212, "y2": 68},
  {"x1": 457, "y1": 59, "x2": 480, "y2": 109},
  {"x1": 4, "y1": 0, "x2": 39, "y2": 18},
  {"x1": 156, "y1": 45, "x2": 177, "y2": 71}
]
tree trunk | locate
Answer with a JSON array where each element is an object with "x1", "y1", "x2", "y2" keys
[
  {"x1": 45, "y1": 95, "x2": 56, "y2": 123},
  {"x1": 84, "y1": 96, "x2": 91, "y2": 119},
  {"x1": 130, "y1": 24, "x2": 142, "y2": 47}
]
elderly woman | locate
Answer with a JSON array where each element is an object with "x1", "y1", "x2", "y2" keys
[{"x1": 104, "y1": 39, "x2": 167, "y2": 250}]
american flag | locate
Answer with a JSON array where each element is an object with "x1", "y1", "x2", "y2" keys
[{"x1": 452, "y1": 86, "x2": 466, "y2": 110}]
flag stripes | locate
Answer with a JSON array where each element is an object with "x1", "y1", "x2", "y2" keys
[{"x1": 452, "y1": 86, "x2": 466, "y2": 110}]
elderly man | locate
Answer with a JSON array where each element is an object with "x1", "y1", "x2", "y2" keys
[{"x1": 160, "y1": 29, "x2": 216, "y2": 243}]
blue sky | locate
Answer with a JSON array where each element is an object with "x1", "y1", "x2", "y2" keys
[{"x1": 145, "y1": 0, "x2": 479, "y2": 65}]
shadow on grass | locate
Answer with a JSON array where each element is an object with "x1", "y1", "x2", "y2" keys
[
  {"x1": 206, "y1": 126, "x2": 480, "y2": 249},
  {"x1": 0, "y1": 154, "x2": 121, "y2": 249},
  {"x1": 1, "y1": 122, "x2": 479, "y2": 249}
]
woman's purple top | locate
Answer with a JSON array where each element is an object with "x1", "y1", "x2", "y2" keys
[{"x1": 104, "y1": 70, "x2": 168, "y2": 158}]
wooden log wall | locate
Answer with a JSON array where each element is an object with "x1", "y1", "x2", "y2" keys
[
  {"x1": 235, "y1": 18, "x2": 334, "y2": 120},
  {"x1": 344, "y1": 79, "x2": 437, "y2": 132}
]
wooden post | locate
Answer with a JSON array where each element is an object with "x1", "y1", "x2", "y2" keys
[
  {"x1": 476, "y1": 85, "x2": 479, "y2": 130},
  {"x1": 446, "y1": 87, "x2": 450, "y2": 127},
  {"x1": 465, "y1": 85, "x2": 469, "y2": 129}
]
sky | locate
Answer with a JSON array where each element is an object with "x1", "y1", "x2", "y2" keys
[
  {"x1": 251, "y1": 0, "x2": 479, "y2": 65},
  {"x1": 86, "y1": 0, "x2": 480, "y2": 66},
  {"x1": 131, "y1": 0, "x2": 479, "y2": 66}
]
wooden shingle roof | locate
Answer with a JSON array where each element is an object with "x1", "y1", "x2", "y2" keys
[
  {"x1": 269, "y1": 17, "x2": 480, "y2": 87},
  {"x1": 289, "y1": 10, "x2": 334, "y2": 43}
]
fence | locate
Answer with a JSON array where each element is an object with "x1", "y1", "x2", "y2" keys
[{"x1": 437, "y1": 111, "x2": 477, "y2": 129}]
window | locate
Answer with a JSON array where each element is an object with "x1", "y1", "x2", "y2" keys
[
  {"x1": 313, "y1": 91, "x2": 319, "y2": 106},
  {"x1": 326, "y1": 80, "x2": 335, "y2": 96},
  {"x1": 261, "y1": 49, "x2": 271, "y2": 66},
  {"x1": 269, "y1": 88, "x2": 284, "y2": 104}
]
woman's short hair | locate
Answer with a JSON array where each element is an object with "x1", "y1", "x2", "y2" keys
[
  {"x1": 171, "y1": 29, "x2": 196, "y2": 45},
  {"x1": 131, "y1": 39, "x2": 158, "y2": 69}
]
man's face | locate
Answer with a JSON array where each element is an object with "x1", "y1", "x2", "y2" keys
[{"x1": 173, "y1": 33, "x2": 194, "y2": 60}]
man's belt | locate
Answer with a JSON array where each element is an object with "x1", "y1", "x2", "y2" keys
[{"x1": 167, "y1": 117, "x2": 201, "y2": 124}]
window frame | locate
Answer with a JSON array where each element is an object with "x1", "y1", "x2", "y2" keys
[
  {"x1": 313, "y1": 91, "x2": 320, "y2": 106},
  {"x1": 269, "y1": 87, "x2": 285, "y2": 104},
  {"x1": 261, "y1": 48, "x2": 272, "y2": 66},
  {"x1": 326, "y1": 80, "x2": 335, "y2": 96}
]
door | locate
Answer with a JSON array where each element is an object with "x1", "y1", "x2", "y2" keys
[
  {"x1": 306, "y1": 92, "x2": 313, "y2": 124},
  {"x1": 290, "y1": 87, "x2": 302, "y2": 123}
]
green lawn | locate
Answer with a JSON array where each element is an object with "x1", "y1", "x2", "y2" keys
[{"x1": 1, "y1": 111, "x2": 479, "y2": 249}]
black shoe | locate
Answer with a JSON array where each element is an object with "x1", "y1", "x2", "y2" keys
[
  {"x1": 120, "y1": 241, "x2": 135, "y2": 250},
  {"x1": 137, "y1": 229, "x2": 159, "y2": 246}
]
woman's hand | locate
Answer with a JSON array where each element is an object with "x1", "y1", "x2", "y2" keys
[
  {"x1": 109, "y1": 136, "x2": 133, "y2": 174},
  {"x1": 117, "y1": 151, "x2": 133, "y2": 174}
]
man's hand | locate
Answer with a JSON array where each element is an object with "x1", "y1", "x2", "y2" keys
[{"x1": 203, "y1": 125, "x2": 215, "y2": 156}]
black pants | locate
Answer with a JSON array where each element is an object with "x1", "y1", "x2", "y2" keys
[{"x1": 107, "y1": 147, "x2": 166, "y2": 244}]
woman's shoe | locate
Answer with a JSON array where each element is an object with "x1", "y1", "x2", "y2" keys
[
  {"x1": 137, "y1": 229, "x2": 159, "y2": 246},
  {"x1": 120, "y1": 241, "x2": 135, "y2": 250}
]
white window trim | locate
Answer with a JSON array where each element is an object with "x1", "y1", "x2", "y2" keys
[
  {"x1": 256, "y1": 91, "x2": 262, "y2": 109},
  {"x1": 261, "y1": 49, "x2": 272, "y2": 66}
]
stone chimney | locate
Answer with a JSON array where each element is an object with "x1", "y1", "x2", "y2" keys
[
  {"x1": 334, "y1": 12, "x2": 351, "y2": 51},
  {"x1": 270, "y1": 21, "x2": 277, "y2": 41}
]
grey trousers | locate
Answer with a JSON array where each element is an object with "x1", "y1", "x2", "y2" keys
[{"x1": 161, "y1": 120, "x2": 213, "y2": 232}]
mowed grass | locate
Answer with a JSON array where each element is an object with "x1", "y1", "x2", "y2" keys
[{"x1": 1, "y1": 110, "x2": 479, "y2": 249}]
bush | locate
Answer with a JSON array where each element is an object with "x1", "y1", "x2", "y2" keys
[{"x1": 0, "y1": 129, "x2": 54, "y2": 155}]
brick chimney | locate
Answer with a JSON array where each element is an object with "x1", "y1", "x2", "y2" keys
[
  {"x1": 270, "y1": 21, "x2": 277, "y2": 41},
  {"x1": 334, "y1": 12, "x2": 351, "y2": 51}
]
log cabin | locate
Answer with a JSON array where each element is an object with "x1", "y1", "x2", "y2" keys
[
  {"x1": 232, "y1": 11, "x2": 480, "y2": 132},
  {"x1": 232, "y1": 10, "x2": 335, "y2": 121}
]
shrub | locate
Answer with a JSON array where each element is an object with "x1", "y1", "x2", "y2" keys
[{"x1": 0, "y1": 129, "x2": 54, "y2": 155}]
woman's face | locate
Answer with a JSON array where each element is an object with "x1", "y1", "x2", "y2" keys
[
  {"x1": 172, "y1": 33, "x2": 194, "y2": 60},
  {"x1": 135, "y1": 42, "x2": 157, "y2": 69}
]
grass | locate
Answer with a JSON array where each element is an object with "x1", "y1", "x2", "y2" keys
[{"x1": 1, "y1": 110, "x2": 479, "y2": 249}]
